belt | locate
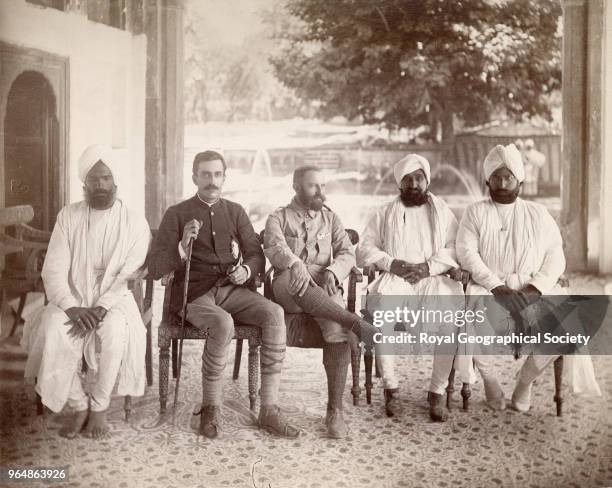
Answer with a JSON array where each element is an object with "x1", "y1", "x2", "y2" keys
[{"x1": 189, "y1": 263, "x2": 234, "y2": 278}]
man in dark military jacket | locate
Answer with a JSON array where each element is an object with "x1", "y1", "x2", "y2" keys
[{"x1": 149, "y1": 150, "x2": 298, "y2": 439}]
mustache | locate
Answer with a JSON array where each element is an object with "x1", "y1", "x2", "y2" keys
[
  {"x1": 89, "y1": 190, "x2": 112, "y2": 198},
  {"x1": 399, "y1": 188, "x2": 428, "y2": 207},
  {"x1": 204, "y1": 185, "x2": 220, "y2": 190},
  {"x1": 401, "y1": 188, "x2": 426, "y2": 195},
  {"x1": 489, "y1": 187, "x2": 519, "y2": 203}
]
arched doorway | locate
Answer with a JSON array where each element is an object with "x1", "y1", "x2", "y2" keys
[{"x1": 3, "y1": 71, "x2": 60, "y2": 231}]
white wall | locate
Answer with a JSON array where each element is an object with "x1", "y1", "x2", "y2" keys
[{"x1": 0, "y1": 0, "x2": 147, "y2": 214}]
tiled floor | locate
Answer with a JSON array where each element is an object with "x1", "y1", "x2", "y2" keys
[{"x1": 1, "y1": 274, "x2": 611, "y2": 488}]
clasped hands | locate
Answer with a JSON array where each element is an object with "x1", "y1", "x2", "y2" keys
[
  {"x1": 491, "y1": 284, "x2": 541, "y2": 315},
  {"x1": 390, "y1": 259, "x2": 430, "y2": 285},
  {"x1": 64, "y1": 306, "x2": 108, "y2": 339}
]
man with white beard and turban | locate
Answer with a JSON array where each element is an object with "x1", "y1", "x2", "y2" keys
[
  {"x1": 22, "y1": 145, "x2": 151, "y2": 438},
  {"x1": 357, "y1": 154, "x2": 469, "y2": 422},
  {"x1": 456, "y1": 143, "x2": 582, "y2": 412}
]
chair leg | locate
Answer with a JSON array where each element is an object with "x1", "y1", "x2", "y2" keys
[
  {"x1": 364, "y1": 344, "x2": 374, "y2": 405},
  {"x1": 171, "y1": 339, "x2": 178, "y2": 379},
  {"x1": 145, "y1": 322, "x2": 153, "y2": 387},
  {"x1": 124, "y1": 395, "x2": 132, "y2": 421},
  {"x1": 159, "y1": 339, "x2": 170, "y2": 414},
  {"x1": 9, "y1": 293, "x2": 27, "y2": 337},
  {"x1": 375, "y1": 355, "x2": 382, "y2": 378},
  {"x1": 233, "y1": 339, "x2": 243, "y2": 380},
  {"x1": 446, "y1": 367, "x2": 456, "y2": 410},
  {"x1": 461, "y1": 383, "x2": 471, "y2": 410},
  {"x1": 350, "y1": 342, "x2": 361, "y2": 406},
  {"x1": 0, "y1": 288, "x2": 5, "y2": 335},
  {"x1": 553, "y1": 356, "x2": 564, "y2": 417},
  {"x1": 248, "y1": 339, "x2": 260, "y2": 412}
]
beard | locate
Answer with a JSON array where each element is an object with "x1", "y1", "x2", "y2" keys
[
  {"x1": 489, "y1": 187, "x2": 520, "y2": 204},
  {"x1": 399, "y1": 188, "x2": 429, "y2": 207},
  {"x1": 85, "y1": 185, "x2": 117, "y2": 209},
  {"x1": 302, "y1": 192, "x2": 326, "y2": 211}
]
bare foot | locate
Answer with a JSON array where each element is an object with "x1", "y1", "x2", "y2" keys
[
  {"x1": 59, "y1": 409, "x2": 89, "y2": 439},
  {"x1": 82, "y1": 410, "x2": 109, "y2": 439}
]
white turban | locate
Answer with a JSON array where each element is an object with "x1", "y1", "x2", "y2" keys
[
  {"x1": 393, "y1": 153, "x2": 431, "y2": 185},
  {"x1": 78, "y1": 144, "x2": 121, "y2": 184},
  {"x1": 483, "y1": 144, "x2": 525, "y2": 183}
]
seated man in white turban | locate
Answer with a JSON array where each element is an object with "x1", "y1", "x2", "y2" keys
[
  {"x1": 22, "y1": 145, "x2": 151, "y2": 438},
  {"x1": 357, "y1": 154, "x2": 468, "y2": 422},
  {"x1": 456, "y1": 144, "x2": 569, "y2": 411}
]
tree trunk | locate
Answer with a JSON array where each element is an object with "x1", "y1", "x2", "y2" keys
[{"x1": 440, "y1": 109, "x2": 455, "y2": 165}]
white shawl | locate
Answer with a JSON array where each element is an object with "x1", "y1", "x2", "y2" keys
[{"x1": 359, "y1": 194, "x2": 460, "y2": 296}]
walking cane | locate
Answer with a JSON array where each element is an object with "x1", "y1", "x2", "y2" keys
[{"x1": 172, "y1": 237, "x2": 195, "y2": 425}]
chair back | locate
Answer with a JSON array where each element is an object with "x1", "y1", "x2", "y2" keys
[
  {"x1": 0, "y1": 205, "x2": 34, "y2": 227},
  {"x1": 0, "y1": 205, "x2": 51, "y2": 279}
]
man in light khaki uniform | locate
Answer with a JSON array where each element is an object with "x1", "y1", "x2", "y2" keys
[{"x1": 265, "y1": 165, "x2": 374, "y2": 438}]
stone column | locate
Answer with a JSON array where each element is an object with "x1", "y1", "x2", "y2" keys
[
  {"x1": 562, "y1": 0, "x2": 612, "y2": 274},
  {"x1": 162, "y1": 0, "x2": 184, "y2": 212},
  {"x1": 599, "y1": 1, "x2": 612, "y2": 273},
  {"x1": 585, "y1": 0, "x2": 604, "y2": 271},
  {"x1": 560, "y1": 0, "x2": 589, "y2": 271},
  {"x1": 143, "y1": 0, "x2": 184, "y2": 229}
]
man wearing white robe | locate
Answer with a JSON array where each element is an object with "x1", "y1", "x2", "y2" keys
[
  {"x1": 456, "y1": 143, "x2": 570, "y2": 412},
  {"x1": 357, "y1": 154, "x2": 468, "y2": 422},
  {"x1": 22, "y1": 145, "x2": 151, "y2": 438}
]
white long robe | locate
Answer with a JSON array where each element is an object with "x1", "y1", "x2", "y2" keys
[
  {"x1": 357, "y1": 195, "x2": 471, "y2": 388},
  {"x1": 456, "y1": 197, "x2": 600, "y2": 395},
  {"x1": 21, "y1": 199, "x2": 151, "y2": 405}
]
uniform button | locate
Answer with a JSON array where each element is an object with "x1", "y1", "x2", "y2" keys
[
  {"x1": 211, "y1": 211, "x2": 214, "y2": 216},
  {"x1": 212, "y1": 231, "x2": 216, "y2": 236}
]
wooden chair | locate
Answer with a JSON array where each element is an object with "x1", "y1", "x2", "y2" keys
[
  {"x1": 447, "y1": 277, "x2": 569, "y2": 416},
  {"x1": 156, "y1": 221, "x2": 266, "y2": 414},
  {"x1": 0, "y1": 205, "x2": 51, "y2": 337},
  {"x1": 363, "y1": 264, "x2": 567, "y2": 416},
  {"x1": 447, "y1": 357, "x2": 564, "y2": 416},
  {"x1": 157, "y1": 271, "x2": 264, "y2": 414},
  {"x1": 158, "y1": 228, "x2": 365, "y2": 414},
  {"x1": 361, "y1": 265, "x2": 471, "y2": 405},
  {"x1": 123, "y1": 268, "x2": 155, "y2": 419},
  {"x1": 231, "y1": 228, "x2": 365, "y2": 406}
]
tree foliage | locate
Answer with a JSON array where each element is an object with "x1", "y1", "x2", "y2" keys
[
  {"x1": 270, "y1": 0, "x2": 562, "y2": 144},
  {"x1": 184, "y1": 0, "x2": 308, "y2": 123}
]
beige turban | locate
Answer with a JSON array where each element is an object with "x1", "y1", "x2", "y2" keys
[
  {"x1": 483, "y1": 144, "x2": 524, "y2": 182},
  {"x1": 78, "y1": 144, "x2": 121, "y2": 184},
  {"x1": 393, "y1": 153, "x2": 431, "y2": 185}
]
